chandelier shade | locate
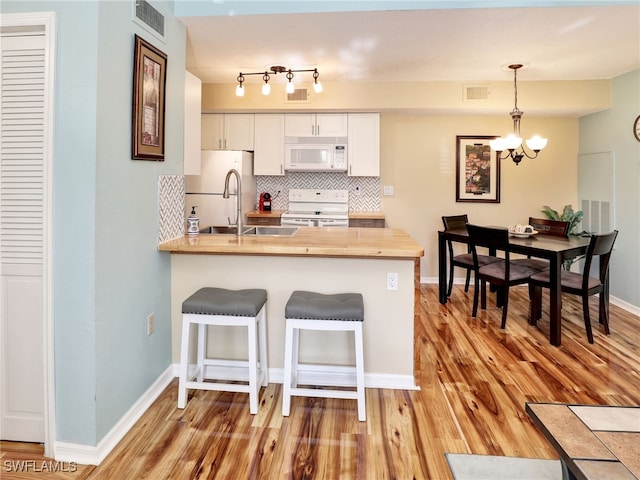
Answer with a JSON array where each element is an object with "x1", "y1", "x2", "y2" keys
[{"x1": 490, "y1": 64, "x2": 548, "y2": 165}]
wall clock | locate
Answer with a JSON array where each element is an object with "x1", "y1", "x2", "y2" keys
[{"x1": 635, "y1": 115, "x2": 640, "y2": 142}]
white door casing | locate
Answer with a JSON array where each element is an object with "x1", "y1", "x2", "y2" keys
[{"x1": 0, "y1": 12, "x2": 55, "y2": 455}]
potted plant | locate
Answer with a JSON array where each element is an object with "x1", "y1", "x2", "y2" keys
[{"x1": 541, "y1": 205, "x2": 589, "y2": 270}]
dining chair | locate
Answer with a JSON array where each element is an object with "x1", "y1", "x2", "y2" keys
[
  {"x1": 528, "y1": 217, "x2": 570, "y2": 237},
  {"x1": 528, "y1": 230, "x2": 618, "y2": 344},
  {"x1": 467, "y1": 225, "x2": 537, "y2": 329},
  {"x1": 442, "y1": 215, "x2": 501, "y2": 297},
  {"x1": 511, "y1": 217, "x2": 571, "y2": 273}
]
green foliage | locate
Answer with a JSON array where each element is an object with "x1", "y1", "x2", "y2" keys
[
  {"x1": 541, "y1": 205, "x2": 584, "y2": 235},
  {"x1": 541, "y1": 205, "x2": 589, "y2": 270}
]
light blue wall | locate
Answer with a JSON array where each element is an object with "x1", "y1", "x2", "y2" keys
[
  {"x1": 579, "y1": 69, "x2": 640, "y2": 307},
  {"x1": 173, "y1": 0, "x2": 638, "y2": 16},
  {"x1": 94, "y1": 1, "x2": 184, "y2": 442},
  {"x1": 1, "y1": 0, "x2": 184, "y2": 446}
]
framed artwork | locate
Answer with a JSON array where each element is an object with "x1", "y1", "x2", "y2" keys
[
  {"x1": 455, "y1": 135, "x2": 501, "y2": 203},
  {"x1": 132, "y1": 35, "x2": 167, "y2": 161}
]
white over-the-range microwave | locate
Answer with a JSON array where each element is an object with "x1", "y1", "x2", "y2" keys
[{"x1": 284, "y1": 139, "x2": 347, "y2": 172}]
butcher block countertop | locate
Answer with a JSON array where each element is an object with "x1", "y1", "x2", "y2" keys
[{"x1": 158, "y1": 227, "x2": 423, "y2": 259}]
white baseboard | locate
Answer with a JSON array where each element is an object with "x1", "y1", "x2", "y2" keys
[
  {"x1": 175, "y1": 362, "x2": 418, "y2": 391},
  {"x1": 54, "y1": 365, "x2": 175, "y2": 466},
  {"x1": 420, "y1": 277, "x2": 640, "y2": 315}
]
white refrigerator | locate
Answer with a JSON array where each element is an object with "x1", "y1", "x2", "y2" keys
[{"x1": 185, "y1": 150, "x2": 256, "y2": 227}]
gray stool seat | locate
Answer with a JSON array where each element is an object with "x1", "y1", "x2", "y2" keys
[
  {"x1": 282, "y1": 290, "x2": 366, "y2": 421},
  {"x1": 182, "y1": 287, "x2": 267, "y2": 317},
  {"x1": 178, "y1": 287, "x2": 268, "y2": 414},
  {"x1": 285, "y1": 290, "x2": 364, "y2": 321}
]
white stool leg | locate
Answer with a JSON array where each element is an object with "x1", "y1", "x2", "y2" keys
[
  {"x1": 178, "y1": 316, "x2": 191, "y2": 409},
  {"x1": 291, "y1": 324, "x2": 300, "y2": 388},
  {"x1": 196, "y1": 323, "x2": 206, "y2": 382},
  {"x1": 258, "y1": 306, "x2": 269, "y2": 386},
  {"x1": 282, "y1": 319, "x2": 294, "y2": 417},
  {"x1": 247, "y1": 317, "x2": 259, "y2": 414},
  {"x1": 354, "y1": 322, "x2": 366, "y2": 421}
]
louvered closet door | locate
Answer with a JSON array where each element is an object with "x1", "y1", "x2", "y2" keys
[{"x1": 0, "y1": 30, "x2": 46, "y2": 442}]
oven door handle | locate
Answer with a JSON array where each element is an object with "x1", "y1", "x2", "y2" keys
[
  {"x1": 317, "y1": 219, "x2": 349, "y2": 228},
  {"x1": 281, "y1": 218, "x2": 314, "y2": 227}
]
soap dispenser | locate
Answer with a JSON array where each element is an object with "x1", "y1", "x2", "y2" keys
[{"x1": 187, "y1": 206, "x2": 200, "y2": 235}]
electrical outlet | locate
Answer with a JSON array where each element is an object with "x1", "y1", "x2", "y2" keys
[
  {"x1": 387, "y1": 272, "x2": 399, "y2": 291},
  {"x1": 147, "y1": 313, "x2": 155, "y2": 335}
]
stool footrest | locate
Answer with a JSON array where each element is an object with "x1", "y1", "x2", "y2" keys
[
  {"x1": 288, "y1": 387, "x2": 358, "y2": 400},
  {"x1": 183, "y1": 381, "x2": 251, "y2": 394}
]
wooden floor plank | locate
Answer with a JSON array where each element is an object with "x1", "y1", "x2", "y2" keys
[{"x1": 2, "y1": 284, "x2": 639, "y2": 480}]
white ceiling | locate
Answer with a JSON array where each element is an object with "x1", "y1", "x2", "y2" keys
[{"x1": 182, "y1": 5, "x2": 640, "y2": 86}]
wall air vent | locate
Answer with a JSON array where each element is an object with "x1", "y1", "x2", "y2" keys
[
  {"x1": 285, "y1": 88, "x2": 310, "y2": 103},
  {"x1": 463, "y1": 85, "x2": 490, "y2": 101},
  {"x1": 134, "y1": 0, "x2": 165, "y2": 39}
]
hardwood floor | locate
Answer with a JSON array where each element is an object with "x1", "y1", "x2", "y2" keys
[{"x1": 2, "y1": 284, "x2": 639, "y2": 479}]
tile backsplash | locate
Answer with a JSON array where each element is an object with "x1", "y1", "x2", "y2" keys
[
  {"x1": 256, "y1": 172, "x2": 381, "y2": 211},
  {"x1": 158, "y1": 173, "x2": 381, "y2": 244},
  {"x1": 158, "y1": 174, "x2": 185, "y2": 243}
]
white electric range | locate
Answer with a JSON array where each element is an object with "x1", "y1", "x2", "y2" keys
[{"x1": 280, "y1": 189, "x2": 349, "y2": 227}]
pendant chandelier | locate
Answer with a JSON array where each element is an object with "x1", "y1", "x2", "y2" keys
[
  {"x1": 490, "y1": 64, "x2": 548, "y2": 165},
  {"x1": 235, "y1": 65, "x2": 322, "y2": 97}
]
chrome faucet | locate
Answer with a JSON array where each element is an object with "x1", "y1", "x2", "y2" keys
[{"x1": 222, "y1": 168, "x2": 243, "y2": 235}]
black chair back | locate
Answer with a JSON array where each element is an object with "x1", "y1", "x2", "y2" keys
[
  {"x1": 442, "y1": 215, "x2": 468, "y2": 231},
  {"x1": 528, "y1": 217, "x2": 570, "y2": 237},
  {"x1": 467, "y1": 224, "x2": 509, "y2": 274},
  {"x1": 442, "y1": 214, "x2": 470, "y2": 258},
  {"x1": 583, "y1": 230, "x2": 618, "y2": 288}
]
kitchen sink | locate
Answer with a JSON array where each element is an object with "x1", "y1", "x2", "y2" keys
[
  {"x1": 199, "y1": 226, "x2": 240, "y2": 234},
  {"x1": 199, "y1": 226, "x2": 299, "y2": 236},
  {"x1": 242, "y1": 226, "x2": 299, "y2": 236}
]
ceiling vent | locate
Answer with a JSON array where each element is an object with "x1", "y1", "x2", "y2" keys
[
  {"x1": 463, "y1": 85, "x2": 490, "y2": 101},
  {"x1": 134, "y1": 0, "x2": 165, "y2": 39},
  {"x1": 285, "y1": 88, "x2": 310, "y2": 103}
]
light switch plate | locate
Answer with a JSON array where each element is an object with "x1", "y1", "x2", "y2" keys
[{"x1": 383, "y1": 186, "x2": 394, "y2": 196}]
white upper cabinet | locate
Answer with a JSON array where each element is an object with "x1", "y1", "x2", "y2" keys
[
  {"x1": 202, "y1": 113, "x2": 254, "y2": 150},
  {"x1": 254, "y1": 114, "x2": 285, "y2": 176},
  {"x1": 347, "y1": 113, "x2": 380, "y2": 177},
  {"x1": 284, "y1": 113, "x2": 348, "y2": 137},
  {"x1": 183, "y1": 71, "x2": 202, "y2": 175}
]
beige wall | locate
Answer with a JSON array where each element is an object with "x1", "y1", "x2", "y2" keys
[
  {"x1": 379, "y1": 113, "x2": 578, "y2": 281},
  {"x1": 170, "y1": 255, "x2": 416, "y2": 386},
  {"x1": 202, "y1": 79, "x2": 609, "y2": 115},
  {"x1": 201, "y1": 79, "x2": 588, "y2": 282}
]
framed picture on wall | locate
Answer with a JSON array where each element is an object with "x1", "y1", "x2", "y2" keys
[
  {"x1": 132, "y1": 35, "x2": 167, "y2": 161},
  {"x1": 455, "y1": 135, "x2": 501, "y2": 203}
]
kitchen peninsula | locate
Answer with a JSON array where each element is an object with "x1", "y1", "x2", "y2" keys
[{"x1": 159, "y1": 227, "x2": 424, "y2": 389}]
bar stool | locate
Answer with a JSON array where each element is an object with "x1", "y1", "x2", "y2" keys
[
  {"x1": 177, "y1": 287, "x2": 268, "y2": 414},
  {"x1": 282, "y1": 290, "x2": 366, "y2": 421}
]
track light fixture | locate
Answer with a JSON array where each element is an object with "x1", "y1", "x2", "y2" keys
[
  {"x1": 235, "y1": 65, "x2": 323, "y2": 97},
  {"x1": 490, "y1": 64, "x2": 548, "y2": 165}
]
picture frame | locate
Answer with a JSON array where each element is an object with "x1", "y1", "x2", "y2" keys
[
  {"x1": 132, "y1": 35, "x2": 167, "y2": 161},
  {"x1": 455, "y1": 135, "x2": 501, "y2": 203}
]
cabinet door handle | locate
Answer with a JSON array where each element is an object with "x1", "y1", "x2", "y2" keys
[
  {"x1": 311, "y1": 125, "x2": 314, "y2": 136},
  {"x1": 223, "y1": 139, "x2": 227, "y2": 149},
  {"x1": 218, "y1": 139, "x2": 222, "y2": 149},
  {"x1": 316, "y1": 125, "x2": 320, "y2": 136}
]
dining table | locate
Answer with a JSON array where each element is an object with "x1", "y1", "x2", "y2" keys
[
  {"x1": 525, "y1": 402, "x2": 640, "y2": 480},
  {"x1": 437, "y1": 227, "x2": 592, "y2": 346}
]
